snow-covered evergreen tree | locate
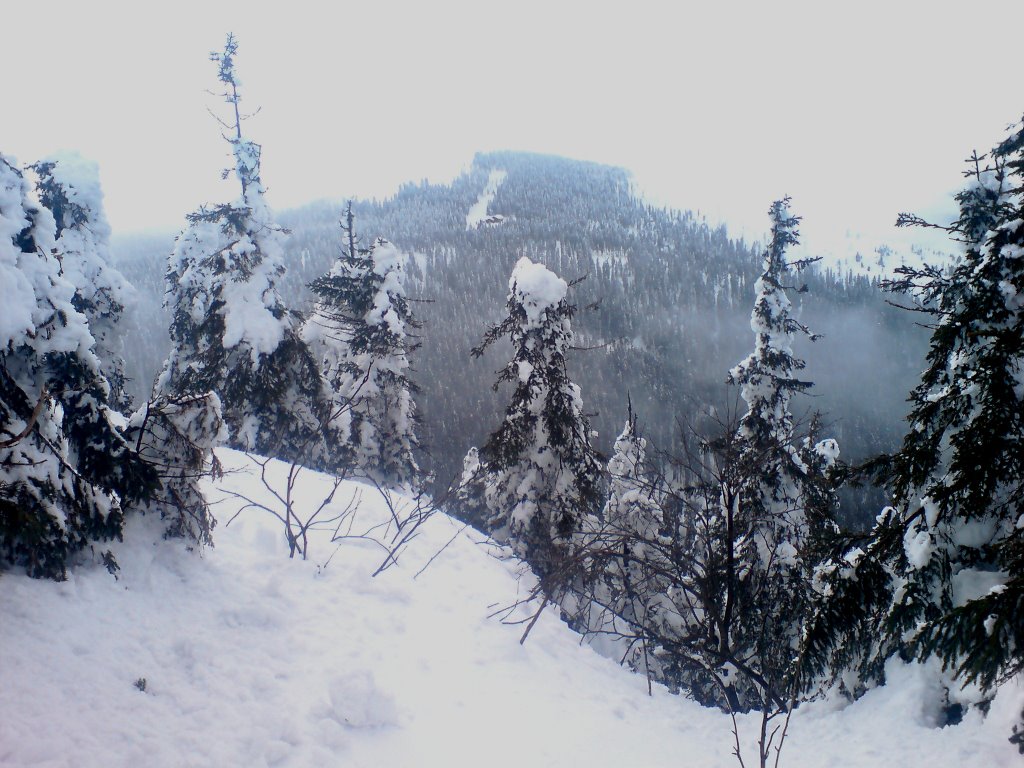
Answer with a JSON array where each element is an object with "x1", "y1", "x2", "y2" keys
[
  {"x1": 720, "y1": 200, "x2": 839, "y2": 706},
  {"x1": 800, "y1": 126, "x2": 1024, "y2": 714},
  {"x1": 474, "y1": 256, "x2": 603, "y2": 584},
  {"x1": 727, "y1": 198, "x2": 829, "y2": 533},
  {"x1": 600, "y1": 411, "x2": 663, "y2": 599},
  {"x1": 453, "y1": 446, "x2": 489, "y2": 529},
  {"x1": 580, "y1": 407, "x2": 666, "y2": 671},
  {"x1": 302, "y1": 204, "x2": 420, "y2": 487},
  {"x1": 875, "y1": 118, "x2": 1024, "y2": 697},
  {"x1": 611, "y1": 200, "x2": 842, "y2": 712},
  {"x1": 31, "y1": 153, "x2": 134, "y2": 412},
  {"x1": 1, "y1": 155, "x2": 155, "y2": 578},
  {"x1": 156, "y1": 34, "x2": 327, "y2": 465},
  {"x1": 124, "y1": 392, "x2": 225, "y2": 545}
]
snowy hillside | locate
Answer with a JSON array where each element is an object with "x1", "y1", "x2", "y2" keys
[
  {"x1": 1, "y1": 450, "x2": 1020, "y2": 768},
  {"x1": 465, "y1": 168, "x2": 507, "y2": 228}
]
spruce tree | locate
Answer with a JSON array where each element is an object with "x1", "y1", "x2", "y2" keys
[
  {"x1": 876, "y1": 117, "x2": 1024, "y2": 697},
  {"x1": 587, "y1": 407, "x2": 665, "y2": 671},
  {"x1": 453, "y1": 446, "x2": 489, "y2": 530},
  {"x1": 473, "y1": 257, "x2": 603, "y2": 586},
  {"x1": 799, "y1": 122, "x2": 1024, "y2": 718},
  {"x1": 31, "y1": 153, "x2": 134, "y2": 412},
  {"x1": 302, "y1": 204, "x2": 420, "y2": 487},
  {"x1": 124, "y1": 392, "x2": 225, "y2": 545},
  {"x1": 707, "y1": 198, "x2": 838, "y2": 708},
  {"x1": 1, "y1": 155, "x2": 155, "y2": 578},
  {"x1": 614, "y1": 200, "x2": 841, "y2": 713},
  {"x1": 156, "y1": 34, "x2": 328, "y2": 465}
]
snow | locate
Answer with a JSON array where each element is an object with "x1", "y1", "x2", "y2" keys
[
  {"x1": 952, "y1": 568, "x2": 1008, "y2": 607},
  {"x1": 40, "y1": 151, "x2": 112, "y2": 243},
  {"x1": 814, "y1": 438, "x2": 840, "y2": 466},
  {"x1": 220, "y1": 260, "x2": 286, "y2": 358},
  {"x1": 509, "y1": 256, "x2": 568, "y2": 329},
  {"x1": 366, "y1": 239, "x2": 408, "y2": 337},
  {"x1": 465, "y1": 169, "x2": 507, "y2": 229},
  {"x1": 904, "y1": 524, "x2": 935, "y2": 570},
  {"x1": 0, "y1": 449, "x2": 1020, "y2": 767},
  {"x1": 0, "y1": 155, "x2": 97, "y2": 361},
  {"x1": 591, "y1": 249, "x2": 629, "y2": 269}
]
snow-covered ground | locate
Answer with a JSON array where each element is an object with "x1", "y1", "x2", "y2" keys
[
  {"x1": 466, "y1": 169, "x2": 507, "y2": 229},
  {"x1": 1, "y1": 450, "x2": 1020, "y2": 767}
]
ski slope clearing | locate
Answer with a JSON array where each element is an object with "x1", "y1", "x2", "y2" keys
[
  {"x1": 466, "y1": 169, "x2": 507, "y2": 229},
  {"x1": 1, "y1": 450, "x2": 1020, "y2": 767}
]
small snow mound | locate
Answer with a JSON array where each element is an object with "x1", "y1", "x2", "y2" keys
[
  {"x1": 510, "y1": 256, "x2": 567, "y2": 329},
  {"x1": 814, "y1": 438, "x2": 840, "y2": 466},
  {"x1": 325, "y1": 671, "x2": 399, "y2": 729}
]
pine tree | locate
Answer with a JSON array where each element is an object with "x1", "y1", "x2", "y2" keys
[
  {"x1": 473, "y1": 256, "x2": 603, "y2": 585},
  {"x1": 31, "y1": 153, "x2": 134, "y2": 412},
  {"x1": 156, "y1": 34, "x2": 328, "y2": 465},
  {"x1": 302, "y1": 204, "x2": 420, "y2": 487},
  {"x1": 1, "y1": 155, "x2": 155, "y2": 578},
  {"x1": 875, "y1": 117, "x2": 1024, "y2": 697}
]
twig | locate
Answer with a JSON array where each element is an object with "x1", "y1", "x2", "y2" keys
[
  {"x1": 414, "y1": 523, "x2": 468, "y2": 580},
  {"x1": 519, "y1": 593, "x2": 550, "y2": 645}
]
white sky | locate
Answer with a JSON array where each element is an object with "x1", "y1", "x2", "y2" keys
[{"x1": 6, "y1": 0, "x2": 1023, "y2": 258}]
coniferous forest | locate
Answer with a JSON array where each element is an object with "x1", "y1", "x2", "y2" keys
[{"x1": 2, "y1": 33, "x2": 1023, "y2": 767}]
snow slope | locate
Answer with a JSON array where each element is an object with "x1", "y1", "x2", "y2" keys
[
  {"x1": 466, "y1": 169, "x2": 507, "y2": 229},
  {"x1": 1, "y1": 450, "x2": 1020, "y2": 767}
]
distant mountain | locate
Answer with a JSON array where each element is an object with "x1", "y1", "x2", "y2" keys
[{"x1": 112, "y1": 151, "x2": 931, "y2": 524}]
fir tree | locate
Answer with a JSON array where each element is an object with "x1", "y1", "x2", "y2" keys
[
  {"x1": 453, "y1": 446, "x2": 489, "y2": 529},
  {"x1": 875, "y1": 117, "x2": 1024, "y2": 697},
  {"x1": 708, "y1": 198, "x2": 838, "y2": 708},
  {"x1": 800, "y1": 121, "x2": 1024, "y2": 719},
  {"x1": 31, "y1": 154, "x2": 134, "y2": 412},
  {"x1": 124, "y1": 392, "x2": 225, "y2": 545},
  {"x1": 0, "y1": 155, "x2": 155, "y2": 578},
  {"x1": 473, "y1": 256, "x2": 603, "y2": 585},
  {"x1": 583, "y1": 406, "x2": 665, "y2": 674},
  {"x1": 156, "y1": 34, "x2": 328, "y2": 465},
  {"x1": 302, "y1": 204, "x2": 420, "y2": 487},
  {"x1": 603, "y1": 200, "x2": 841, "y2": 715}
]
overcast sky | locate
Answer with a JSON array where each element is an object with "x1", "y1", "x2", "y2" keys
[{"x1": 6, "y1": 0, "x2": 1023, "y2": 258}]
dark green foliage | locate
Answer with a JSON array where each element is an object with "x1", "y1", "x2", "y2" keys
[{"x1": 797, "y1": 515, "x2": 899, "y2": 695}]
